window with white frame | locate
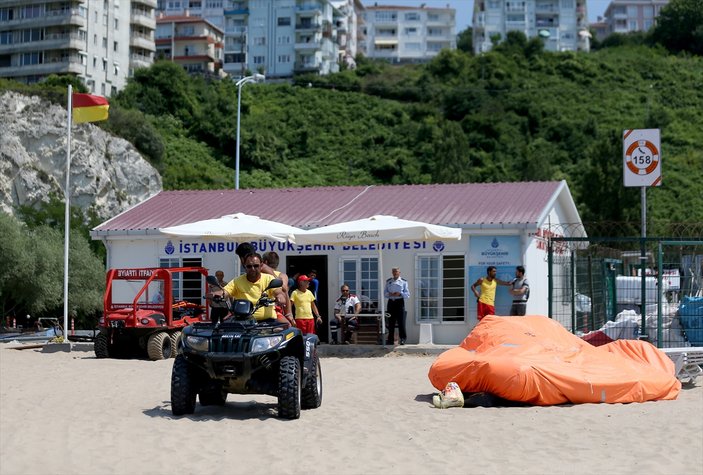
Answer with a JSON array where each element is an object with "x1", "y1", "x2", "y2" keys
[
  {"x1": 415, "y1": 254, "x2": 465, "y2": 323},
  {"x1": 277, "y1": 54, "x2": 291, "y2": 63},
  {"x1": 253, "y1": 55, "x2": 264, "y2": 64},
  {"x1": 340, "y1": 257, "x2": 379, "y2": 313},
  {"x1": 159, "y1": 257, "x2": 203, "y2": 304}
]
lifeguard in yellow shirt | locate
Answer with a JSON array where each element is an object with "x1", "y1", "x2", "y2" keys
[
  {"x1": 471, "y1": 266, "x2": 511, "y2": 321},
  {"x1": 223, "y1": 253, "x2": 286, "y2": 322}
]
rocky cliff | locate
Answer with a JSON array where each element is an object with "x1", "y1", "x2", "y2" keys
[{"x1": 0, "y1": 91, "x2": 161, "y2": 221}]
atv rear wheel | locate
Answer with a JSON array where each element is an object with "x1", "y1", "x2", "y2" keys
[
  {"x1": 302, "y1": 350, "x2": 322, "y2": 409},
  {"x1": 171, "y1": 354, "x2": 197, "y2": 415},
  {"x1": 147, "y1": 331, "x2": 171, "y2": 360},
  {"x1": 278, "y1": 356, "x2": 301, "y2": 419},
  {"x1": 94, "y1": 333, "x2": 110, "y2": 359},
  {"x1": 169, "y1": 331, "x2": 182, "y2": 358}
]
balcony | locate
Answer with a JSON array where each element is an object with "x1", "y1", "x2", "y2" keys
[
  {"x1": 131, "y1": 0, "x2": 157, "y2": 7},
  {"x1": 296, "y1": 3, "x2": 322, "y2": 15},
  {"x1": 5, "y1": 9, "x2": 87, "y2": 29},
  {"x1": 294, "y1": 60, "x2": 320, "y2": 72},
  {"x1": 130, "y1": 53, "x2": 152, "y2": 69},
  {"x1": 0, "y1": 56, "x2": 84, "y2": 78},
  {"x1": 295, "y1": 40, "x2": 320, "y2": 50},
  {"x1": 130, "y1": 32, "x2": 155, "y2": 51},
  {"x1": 225, "y1": 26, "x2": 247, "y2": 35},
  {"x1": 296, "y1": 22, "x2": 322, "y2": 31},
  {"x1": 224, "y1": 8, "x2": 249, "y2": 15},
  {"x1": 130, "y1": 11, "x2": 155, "y2": 29},
  {"x1": 0, "y1": 33, "x2": 85, "y2": 54}
]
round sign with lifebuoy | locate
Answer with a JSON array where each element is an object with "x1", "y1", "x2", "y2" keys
[{"x1": 625, "y1": 140, "x2": 659, "y2": 175}]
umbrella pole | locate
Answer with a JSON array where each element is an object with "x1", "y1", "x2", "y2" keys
[{"x1": 379, "y1": 250, "x2": 386, "y2": 347}]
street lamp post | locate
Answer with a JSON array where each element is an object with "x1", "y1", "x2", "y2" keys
[{"x1": 235, "y1": 73, "x2": 265, "y2": 189}]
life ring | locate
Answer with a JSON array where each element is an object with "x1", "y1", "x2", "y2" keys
[{"x1": 625, "y1": 140, "x2": 659, "y2": 175}]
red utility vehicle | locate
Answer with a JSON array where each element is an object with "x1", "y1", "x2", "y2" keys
[{"x1": 95, "y1": 267, "x2": 211, "y2": 360}]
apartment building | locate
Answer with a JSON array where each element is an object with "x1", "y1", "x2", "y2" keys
[
  {"x1": 600, "y1": 0, "x2": 667, "y2": 36},
  {"x1": 362, "y1": 5, "x2": 456, "y2": 63},
  {"x1": 473, "y1": 0, "x2": 590, "y2": 54},
  {"x1": 155, "y1": 12, "x2": 224, "y2": 74},
  {"x1": 331, "y1": 0, "x2": 362, "y2": 68},
  {"x1": 157, "y1": 0, "x2": 359, "y2": 78},
  {"x1": 0, "y1": 0, "x2": 156, "y2": 96}
]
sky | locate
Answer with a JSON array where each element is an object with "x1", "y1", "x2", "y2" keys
[{"x1": 362, "y1": 0, "x2": 612, "y2": 32}]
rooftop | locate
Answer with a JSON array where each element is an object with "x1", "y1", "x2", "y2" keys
[{"x1": 93, "y1": 181, "x2": 574, "y2": 236}]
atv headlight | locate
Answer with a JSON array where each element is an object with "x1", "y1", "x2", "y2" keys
[
  {"x1": 185, "y1": 335, "x2": 209, "y2": 352},
  {"x1": 251, "y1": 336, "x2": 283, "y2": 354}
]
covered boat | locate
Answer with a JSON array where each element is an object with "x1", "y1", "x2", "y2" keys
[{"x1": 428, "y1": 315, "x2": 680, "y2": 405}]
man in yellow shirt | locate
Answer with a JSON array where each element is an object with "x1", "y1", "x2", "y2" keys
[
  {"x1": 290, "y1": 275, "x2": 322, "y2": 335},
  {"x1": 471, "y1": 266, "x2": 511, "y2": 321},
  {"x1": 223, "y1": 253, "x2": 286, "y2": 322}
]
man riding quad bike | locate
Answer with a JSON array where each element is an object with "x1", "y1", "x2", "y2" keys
[{"x1": 170, "y1": 253, "x2": 322, "y2": 419}]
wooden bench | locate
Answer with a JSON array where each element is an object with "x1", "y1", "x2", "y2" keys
[
  {"x1": 662, "y1": 347, "x2": 703, "y2": 385},
  {"x1": 346, "y1": 313, "x2": 383, "y2": 345}
]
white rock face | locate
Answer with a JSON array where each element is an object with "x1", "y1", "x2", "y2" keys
[{"x1": 0, "y1": 91, "x2": 161, "y2": 220}]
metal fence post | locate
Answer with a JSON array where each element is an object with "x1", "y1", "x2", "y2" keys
[
  {"x1": 548, "y1": 240, "x2": 553, "y2": 320},
  {"x1": 657, "y1": 241, "x2": 663, "y2": 348}
]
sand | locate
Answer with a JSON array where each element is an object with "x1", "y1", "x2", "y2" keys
[{"x1": 1, "y1": 344, "x2": 702, "y2": 475}]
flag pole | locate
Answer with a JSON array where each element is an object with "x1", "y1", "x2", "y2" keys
[{"x1": 63, "y1": 85, "x2": 72, "y2": 341}]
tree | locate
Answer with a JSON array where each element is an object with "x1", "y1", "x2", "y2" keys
[
  {"x1": 651, "y1": 0, "x2": 703, "y2": 55},
  {"x1": 457, "y1": 27, "x2": 473, "y2": 54}
]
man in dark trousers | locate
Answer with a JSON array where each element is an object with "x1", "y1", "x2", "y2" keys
[{"x1": 384, "y1": 267, "x2": 410, "y2": 345}]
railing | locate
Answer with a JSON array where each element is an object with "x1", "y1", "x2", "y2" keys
[{"x1": 225, "y1": 26, "x2": 247, "y2": 35}]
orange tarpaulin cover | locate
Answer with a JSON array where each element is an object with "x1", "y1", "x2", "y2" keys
[{"x1": 428, "y1": 315, "x2": 680, "y2": 405}]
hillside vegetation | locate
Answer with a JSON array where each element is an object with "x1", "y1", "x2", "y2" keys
[{"x1": 107, "y1": 44, "x2": 703, "y2": 229}]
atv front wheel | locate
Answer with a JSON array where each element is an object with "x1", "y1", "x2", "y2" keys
[
  {"x1": 147, "y1": 331, "x2": 171, "y2": 360},
  {"x1": 302, "y1": 350, "x2": 322, "y2": 409},
  {"x1": 171, "y1": 354, "x2": 197, "y2": 415},
  {"x1": 94, "y1": 333, "x2": 110, "y2": 359},
  {"x1": 278, "y1": 356, "x2": 301, "y2": 419}
]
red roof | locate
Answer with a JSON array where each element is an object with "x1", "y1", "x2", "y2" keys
[{"x1": 93, "y1": 182, "x2": 572, "y2": 236}]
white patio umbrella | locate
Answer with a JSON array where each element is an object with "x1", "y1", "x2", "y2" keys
[
  {"x1": 159, "y1": 212, "x2": 301, "y2": 243},
  {"x1": 295, "y1": 215, "x2": 462, "y2": 345}
]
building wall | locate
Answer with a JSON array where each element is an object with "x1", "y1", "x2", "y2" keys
[
  {"x1": 473, "y1": 0, "x2": 590, "y2": 54},
  {"x1": 363, "y1": 6, "x2": 456, "y2": 63},
  {"x1": 157, "y1": 0, "x2": 351, "y2": 79},
  {"x1": 0, "y1": 0, "x2": 154, "y2": 96},
  {"x1": 602, "y1": 0, "x2": 667, "y2": 36},
  {"x1": 100, "y1": 200, "x2": 576, "y2": 345}
]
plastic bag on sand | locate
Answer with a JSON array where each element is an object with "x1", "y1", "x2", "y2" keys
[{"x1": 433, "y1": 381, "x2": 464, "y2": 409}]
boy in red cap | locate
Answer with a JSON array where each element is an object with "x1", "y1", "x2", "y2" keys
[{"x1": 290, "y1": 275, "x2": 322, "y2": 335}]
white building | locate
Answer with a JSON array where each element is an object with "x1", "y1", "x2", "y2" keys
[
  {"x1": 0, "y1": 0, "x2": 156, "y2": 96},
  {"x1": 91, "y1": 181, "x2": 585, "y2": 346},
  {"x1": 600, "y1": 0, "x2": 667, "y2": 36},
  {"x1": 362, "y1": 4, "x2": 456, "y2": 63},
  {"x1": 473, "y1": 0, "x2": 590, "y2": 54},
  {"x1": 157, "y1": 0, "x2": 363, "y2": 78}
]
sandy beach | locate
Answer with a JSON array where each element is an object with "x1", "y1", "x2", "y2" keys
[{"x1": 1, "y1": 343, "x2": 702, "y2": 475}]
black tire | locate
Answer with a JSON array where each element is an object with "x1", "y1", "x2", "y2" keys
[
  {"x1": 278, "y1": 356, "x2": 301, "y2": 419},
  {"x1": 199, "y1": 387, "x2": 227, "y2": 406},
  {"x1": 171, "y1": 354, "x2": 197, "y2": 415},
  {"x1": 94, "y1": 333, "x2": 110, "y2": 359},
  {"x1": 302, "y1": 350, "x2": 322, "y2": 409},
  {"x1": 169, "y1": 331, "x2": 182, "y2": 358},
  {"x1": 147, "y1": 331, "x2": 171, "y2": 360}
]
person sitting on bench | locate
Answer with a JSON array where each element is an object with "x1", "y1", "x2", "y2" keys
[{"x1": 332, "y1": 284, "x2": 361, "y2": 344}]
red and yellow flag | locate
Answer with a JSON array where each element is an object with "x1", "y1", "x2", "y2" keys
[{"x1": 72, "y1": 93, "x2": 109, "y2": 123}]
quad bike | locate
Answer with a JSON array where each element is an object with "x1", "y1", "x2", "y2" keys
[
  {"x1": 171, "y1": 277, "x2": 322, "y2": 419},
  {"x1": 95, "y1": 267, "x2": 209, "y2": 360}
]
